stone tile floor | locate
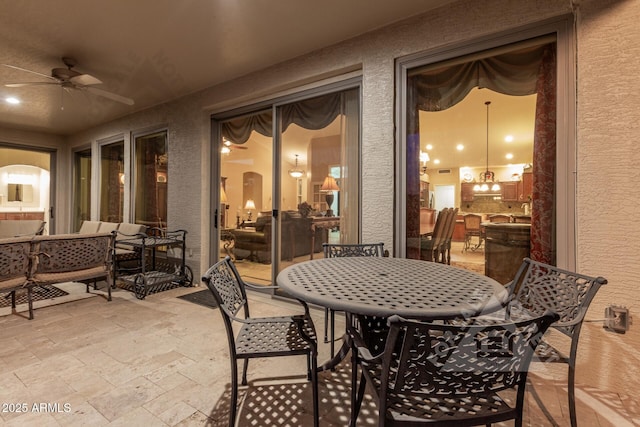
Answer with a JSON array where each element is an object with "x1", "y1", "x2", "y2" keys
[{"x1": 1, "y1": 282, "x2": 638, "y2": 426}]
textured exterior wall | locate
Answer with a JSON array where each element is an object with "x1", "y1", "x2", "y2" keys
[
  {"x1": 66, "y1": 94, "x2": 208, "y2": 274},
  {"x1": 573, "y1": 0, "x2": 640, "y2": 394},
  {"x1": 52, "y1": 0, "x2": 638, "y2": 396}
]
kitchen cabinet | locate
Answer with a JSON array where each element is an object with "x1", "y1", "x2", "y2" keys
[
  {"x1": 461, "y1": 182, "x2": 475, "y2": 202},
  {"x1": 0, "y1": 211, "x2": 45, "y2": 220},
  {"x1": 501, "y1": 181, "x2": 519, "y2": 201},
  {"x1": 484, "y1": 223, "x2": 531, "y2": 284},
  {"x1": 519, "y1": 172, "x2": 533, "y2": 201}
]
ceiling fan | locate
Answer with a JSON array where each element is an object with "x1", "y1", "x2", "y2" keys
[
  {"x1": 221, "y1": 139, "x2": 248, "y2": 154},
  {"x1": 3, "y1": 57, "x2": 134, "y2": 106}
]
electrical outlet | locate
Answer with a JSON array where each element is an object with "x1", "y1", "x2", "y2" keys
[{"x1": 604, "y1": 305, "x2": 632, "y2": 334}]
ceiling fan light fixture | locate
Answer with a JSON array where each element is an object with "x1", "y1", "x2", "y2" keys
[{"x1": 2, "y1": 57, "x2": 134, "y2": 106}]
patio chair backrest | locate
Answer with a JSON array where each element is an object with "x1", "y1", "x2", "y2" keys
[
  {"x1": 201, "y1": 256, "x2": 249, "y2": 322},
  {"x1": 0, "y1": 236, "x2": 32, "y2": 285},
  {"x1": 323, "y1": 242, "x2": 384, "y2": 258},
  {"x1": 381, "y1": 312, "x2": 558, "y2": 397},
  {"x1": 508, "y1": 257, "x2": 607, "y2": 337}
]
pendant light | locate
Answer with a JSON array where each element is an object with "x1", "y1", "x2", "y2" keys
[
  {"x1": 288, "y1": 154, "x2": 304, "y2": 178},
  {"x1": 475, "y1": 101, "x2": 500, "y2": 192}
]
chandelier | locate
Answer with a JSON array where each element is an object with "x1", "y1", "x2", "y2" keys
[
  {"x1": 473, "y1": 101, "x2": 500, "y2": 193},
  {"x1": 288, "y1": 154, "x2": 304, "y2": 178}
]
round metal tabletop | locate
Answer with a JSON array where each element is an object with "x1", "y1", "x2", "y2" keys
[{"x1": 277, "y1": 257, "x2": 508, "y2": 319}]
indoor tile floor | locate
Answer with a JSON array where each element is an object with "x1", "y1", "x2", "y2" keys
[{"x1": 1, "y1": 282, "x2": 637, "y2": 426}]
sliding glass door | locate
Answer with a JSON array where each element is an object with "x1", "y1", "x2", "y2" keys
[
  {"x1": 399, "y1": 32, "x2": 565, "y2": 282},
  {"x1": 215, "y1": 84, "x2": 361, "y2": 286}
]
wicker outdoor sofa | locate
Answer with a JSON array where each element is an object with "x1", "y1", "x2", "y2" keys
[{"x1": 0, "y1": 232, "x2": 114, "y2": 319}]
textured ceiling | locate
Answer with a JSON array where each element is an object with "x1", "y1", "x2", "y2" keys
[{"x1": 0, "y1": 0, "x2": 454, "y2": 136}]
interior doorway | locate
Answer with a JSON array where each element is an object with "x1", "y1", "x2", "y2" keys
[
  {"x1": 434, "y1": 185, "x2": 454, "y2": 212},
  {"x1": 0, "y1": 146, "x2": 53, "y2": 234}
]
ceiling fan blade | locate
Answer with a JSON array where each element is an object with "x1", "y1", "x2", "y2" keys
[
  {"x1": 70, "y1": 73, "x2": 102, "y2": 86},
  {"x1": 85, "y1": 86, "x2": 134, "y2": 105},
  {"x1": 5, "y1": 82, "x2": 59, "y2": 87},
  {"x1": 2, "y1": 64, "x2": 56, "y2": 81}
]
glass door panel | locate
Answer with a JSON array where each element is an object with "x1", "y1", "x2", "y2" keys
[
  {"x1": 220, "y1": 111, "x2": 274, "y2": 286},
  {"x1": 133, "y1": 131, "x2": 168, "y2": 231},
  {"x1": 404, "y1": 38, "x2": 556, "y2": 278},
  {"x1": 99, "y1": 141, "x2": 124, "y2": 223},
  {"x1": 72, "y1": 148, "x2": 92, "y2": 231},
  {"x1": 277, "y1": 88, "x2": 360, "y2": 275}
]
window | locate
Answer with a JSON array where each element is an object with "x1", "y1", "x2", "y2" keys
[
  {"x1": 73, "y1": 148, "x2": 92, "y2": 231},
  {"x1": 133, "y1": 130, "x2": 168, "y2": 230},
  {"x1": 99, "y1": 141, "x2": 124, "y2": 223}
]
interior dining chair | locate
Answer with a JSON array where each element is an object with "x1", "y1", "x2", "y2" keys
[
  {"x1": 201, "y1": 256, "x2": 319, "y2": 427},
  {"x1": 462, "y1": 213, "x2": 483, "y2": 252},
  {"x1": 420, "y1": 207, "x2": 451, "y2": 262},
  {"x1": 488, "y1": 213, "x2": 511, "y2": 223},
  {"x1": 505, "y1": 257, "x2": 608, "y2": 427},
  {"x1": 322, "y1": 242, "x2": 384, "y2": 358},
  {"x1": 438, "y1": 207, "x2": 458, "y2": 264},
  {"x1": 349, "y1": 312, "x2": 559, "y2": 427}
]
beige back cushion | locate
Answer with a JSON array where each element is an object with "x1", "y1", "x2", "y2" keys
[
  {"x1": 117, "y1": 223, "x2": 146, "y2": 237},
  {"x1": 97, "y1": 222, "x2": 119, "y2": 233},
  {"x1": 79, "y1": 220, "x2": 101, "y2": 234}
]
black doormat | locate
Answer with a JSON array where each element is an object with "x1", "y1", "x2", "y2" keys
[
  {"x1": 177, "y1": 289, "x2": 218, "y2": 309},
  {"x1": 1, "y1": 285, "x2": 69, "y2": 308}
]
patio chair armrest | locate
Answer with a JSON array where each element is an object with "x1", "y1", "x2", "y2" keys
[
  {"x1": 245, "y1": 282, "x2": 278, "y2": 292},
  {"x1": 347, "y1": 324, "x2": 384, "y2": 363},
  {"x1": 231, "y1": 315, "x2": 296, "y2": 325}
]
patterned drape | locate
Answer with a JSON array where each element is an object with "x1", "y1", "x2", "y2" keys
[
  {"x1": 530, "y1": 46, "x2": 556, "y2": 264},
  {"x1": 221, "y1": 92, "x2": 342, "y2": 144}
]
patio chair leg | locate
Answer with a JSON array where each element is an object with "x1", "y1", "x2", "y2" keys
[
  {"x1": 323, "y1": 308, "x2": 329, "y2": 342},
  {"x1": 230, "y1": 358, "x2": 239, "y2": 427},
  {"x1": 27, "y1": 287, "x2": 34, "y2": 320},
  {"x1": 568, "y1": 359, "x2": 577, "y2": 427},
  {"x1": 311, "y1": 353, "x2": 319, "y2": 427},
  {"x1": 330, "y1": 310, "x2": 335, "y2": 358},
  {"x1": 241, "y1": 358, "x2": 249, "y2": 386}
]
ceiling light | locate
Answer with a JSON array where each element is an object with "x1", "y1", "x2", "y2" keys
[
  {"x1": 426, "y1": 144, "x2": 433, "y2": 150},
  {"x1": 5, "y1": 97, "x2": 20, "y2": 105},
  {"x1": 456, "y1": 144, "x2": 464, "y2": 151},
  {"x1": 288, "y1": 154, "x2": 304, "y2": 178},
  {"x1": 476, "y1": 101, "x2": 500, "y2": 193},
  {"x1": 505, "y1": 135, "x2": 514, "y2": 142},
  {"x1": 505, "y1": 153, "x2": 513, "y2": 160},
  {"x1": 433, "y1": 159, "x2": 440, "y2": 164}
]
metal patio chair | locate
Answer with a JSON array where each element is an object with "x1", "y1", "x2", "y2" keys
[
  {"x1": 322, "y1": 242, "x2": 385, "y2": 358},
  {"x1": 506, "y1": 257, "x2": 608, "y2": 427},
  {"x1": 201, "y1": 256, "x2": 319, "y2": 427},
  {"x1": 349, "y1": 312, "x2": 559, "y2": 427}
]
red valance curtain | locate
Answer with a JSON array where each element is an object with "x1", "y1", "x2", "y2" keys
[{"x1": 406, "y1": 41, "x2": 556, "y2": 263}]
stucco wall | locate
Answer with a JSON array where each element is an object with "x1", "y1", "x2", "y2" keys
[
  {"x1": 573, "y1": 0, "x2": 640, "y2": 395},
  {"x1": 66, "y1": 94, "x2": 208, "y2": 274},
  {"x1": 55, "y1": 0, "x2": 638, "y2": 397}
]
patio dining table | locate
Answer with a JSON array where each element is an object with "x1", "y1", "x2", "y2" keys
[{"x1": 277, "y1": 256, "x2": 508, "y2": 369}]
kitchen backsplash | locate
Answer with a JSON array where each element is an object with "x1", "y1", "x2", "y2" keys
[{"x1": 461, "y1": 198, "x2": 529, "y2": 214}]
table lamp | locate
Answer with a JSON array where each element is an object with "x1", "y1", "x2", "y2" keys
[
  {"x1": 244, "y1": 199, "x2": 256, "y2": 221},
  {"x1": 321, "y1": 176, "x2": 339, "y2": 216}
]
